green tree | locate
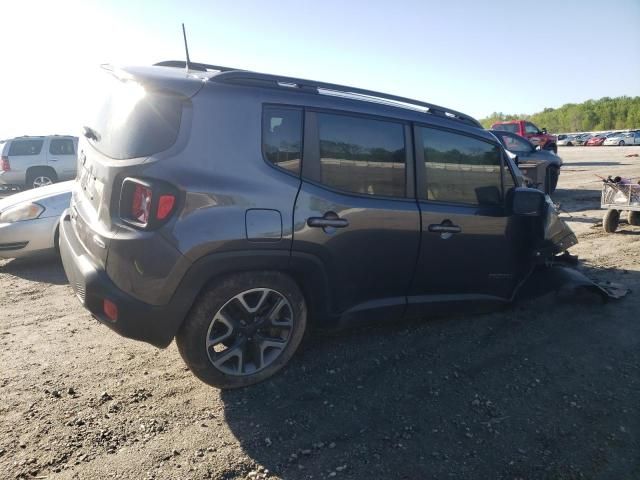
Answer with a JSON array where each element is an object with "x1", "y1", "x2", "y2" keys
[{"x1": 480, "y1": 96, "x2": 640, "y2": 132}]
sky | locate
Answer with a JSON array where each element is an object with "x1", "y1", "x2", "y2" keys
[{"x1": 1, "y1": 0, "x2": 639, "y2": 139}]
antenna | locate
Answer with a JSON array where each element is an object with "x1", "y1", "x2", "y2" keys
[{"x1": 182, "y1": 23, "x2": 191, "y2": 71}]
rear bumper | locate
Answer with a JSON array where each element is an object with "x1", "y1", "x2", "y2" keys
[
  {"x1": 0, "y1": 171, "x2": 25, "y2": 186},
  {"x1": 59, "y1": 209, "x2": 186, "y2": 348}
]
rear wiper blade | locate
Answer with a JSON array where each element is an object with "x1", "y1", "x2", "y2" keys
[{"x1": 83, "y1": 125, "x2": 100, "y2": 142}]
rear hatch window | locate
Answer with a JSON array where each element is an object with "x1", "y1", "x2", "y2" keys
[
  {"x1": 86, "y1": 75, "x2": 185, "y2": 160},
  {"x1": 493, "y1": 123, "x2": 519, "y2": 134}
]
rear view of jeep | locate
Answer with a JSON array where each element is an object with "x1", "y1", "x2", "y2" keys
[{"x1": 60, "y1": 64, "x2": 308, "y2": 389}]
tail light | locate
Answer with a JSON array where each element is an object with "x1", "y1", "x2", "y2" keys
[
  {"x1": 103, "y1": 299, "x2": 118, "y2": 322},
  {"x1": 119, "y1": 178, "x2": 178, "y2": 229},
  {"x1": 1, "y1": 156, "x2": 9, "y2": 172},
  {"x1": 131, "y1": 183, "x2": 152, "y2": 224}
]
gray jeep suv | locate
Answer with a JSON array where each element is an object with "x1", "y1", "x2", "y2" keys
[{"x1": 59, "y1": 61, "x2": 577, "y2": 388}]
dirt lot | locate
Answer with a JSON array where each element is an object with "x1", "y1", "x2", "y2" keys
[{"x1": 1, "y1": 146, "x2": 639, "y2": 480}]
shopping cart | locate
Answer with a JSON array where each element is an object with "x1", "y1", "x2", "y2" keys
[{"x1": 600, "y1": 180, "x2": 640, "y2": 233}]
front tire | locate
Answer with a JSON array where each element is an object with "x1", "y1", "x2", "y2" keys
[
  {"x1": 619, "y1": 140, "x2": 625, "y2": 146},
  {"x1": 176, "y1": 271, "x2": 307, "y2": 389},
  {"x1": 628, "y1": 211, "x2": 640, "y2": 226},
  {"x1": 603, "y1": 209, "x2": 620, "y2": 233}
]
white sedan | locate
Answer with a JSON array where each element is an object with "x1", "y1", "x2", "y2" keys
[
  {"x1": 0, "y1": 181, "x2": 72, "y2": 259},
  {"x1": 604, "y1": 131, "x2": 640, "y2": 146}
]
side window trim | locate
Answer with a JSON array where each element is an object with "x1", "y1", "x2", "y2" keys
[
  {"x1": 414, "y1": 123, "x2": 507, "y2": 208},
  {"x1": 302, "y1": 110, "x2": 320, "y2": 181},
  {"x1": 301, "y1": 108, "x2": 414, "y2": 201},
  {"x1": 261, "y1": 104, "x2": 304, "y2": 178}
]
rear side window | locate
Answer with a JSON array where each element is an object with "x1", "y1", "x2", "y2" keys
[
  {"x1": 262, "y1": 107, "x2": 303, "y2": 175},
  {"x1": 419, "y1": 127, "x2": 503, "y2": 206},
  {"x1": 493, "y1": 123, "x2": 519, "y2": 134},
  {"x1": 317, "y1": 113, "x2": 405, "y2": 197},
  {"x1": 8, "y1": 139, "x2": 44, "y2": 156},
  {"x1": 525, "y1": 122, "x2": 540, "y2": 134},
  {"x1": 87, "y1": 77, "x2": 184, "y2": 160},
  {"x1": 49, "y1": 138, "x2": 75, "y2": 155}
]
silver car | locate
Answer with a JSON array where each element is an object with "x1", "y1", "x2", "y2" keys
[
  {"x1": 603, "y1": 131, "x2": 640, "y2": 146},
  {"x1": 0, "y1": 181, "x2": 72, "y2": 259},
  {"x1": 0, "y1": 135, "x2": 78, "y2": 189}
]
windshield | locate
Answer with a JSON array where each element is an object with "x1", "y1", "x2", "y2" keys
[{"x1": 86, "y1": 75, "x2": 185, "y2": 160}]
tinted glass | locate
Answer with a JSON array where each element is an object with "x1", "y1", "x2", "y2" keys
[
  {"x1": 493, "y1": 123, "x2": 519, "y2": 134},
  {"x1": 317, "y1": 113, "x2": 405, "y2": 197},
  {"x1": 8, "y1": 139, "x2": 44, "y2": 156},
  {"x1": 49, "y1": 138, "x2": 75, "y2": 155},
  {"x1": 262, "y1": 107, "x2": 302, "y2": 175},
  {"x1": 87, "y1": 77, "x2": 184, "y2": 160},
  {"x1": 420, "y1": 127, "x2": 503, "y2": 205},
  {"x1": 525, "y1": 122, "x2": 539, "y2": 134},
  {"x1": 496, "y1": 132, "x2": 532, "y2": 153}
]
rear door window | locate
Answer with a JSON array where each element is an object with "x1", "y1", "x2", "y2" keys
[
  {"x1": 419, "y1": 127, "x2": 504, "y2": 206},
  {"x1": 8, "y1": 139, "x2": 44, "y2": 156},
  {"x1": 49, "y1": 138, "x2": 76, "y2": 155},
  {"x1": 262, "y1": 107, "x2": 303, "y2": 175},
  {"x1": 315, "y1": 112, "x2": 406, "y2": 198},
  {"x1": 87, "y1": 77, "x2": 185, "y2": 160}
]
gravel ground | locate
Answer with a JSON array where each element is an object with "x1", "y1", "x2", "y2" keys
[{"x1": 1, "y1": 146, "x2": 639, "y2": 480}]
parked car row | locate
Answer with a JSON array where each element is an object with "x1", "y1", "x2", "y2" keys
[{"x1": 556, "y1": 130, "x2": 640, "y2": 147}]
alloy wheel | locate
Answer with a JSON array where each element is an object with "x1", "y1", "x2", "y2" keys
[
  {"x1": 33, "y1": 176, "x2": 53, "y2": 188},
  {"x1": 205, "y1": 288, "x2": 294, "y2": 376}
]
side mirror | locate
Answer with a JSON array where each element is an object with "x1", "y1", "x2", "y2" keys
[
  {"x1": 509, "y1": 187, "x2": 546, "y2": 216},
  {"x1": 541, "y1": 128, "x2": 547, "y2": 134}
]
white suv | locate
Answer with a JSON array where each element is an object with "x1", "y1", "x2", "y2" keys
[{"x1": 0, "y1": 135, "x2": 78, "y2": 189}]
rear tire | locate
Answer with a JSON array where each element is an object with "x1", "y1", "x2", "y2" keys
[
  {"x1": 176, "y1": 271, "x2": 307, "y2": 389},
  {"x1": 546, "y1": 166, "x2": 560, "y2": 194},
  {"x1": 26, "y1": 167, "x2": 57, "y2": 189},
  {"x1": 603, "y1": 209, "x2": 620, "y2": 233},
  {"x1": 628, "y1": 211, "x2": 640, "y2": 226}
]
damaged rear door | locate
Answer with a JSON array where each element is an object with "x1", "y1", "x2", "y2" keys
[{"x1": 407, "y1": 125, "x2": 531, "y2": 317}]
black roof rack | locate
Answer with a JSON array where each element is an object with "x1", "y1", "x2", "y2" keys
[
  {"x1": 154, "y1": 60, "x2": 244, "y2": 73},
  {"x1": 212, "y1": 71, "x2": 482, "y2": 128},
  {"x1": 153, "y1": 60, "x2": 481, "y2": 128}
]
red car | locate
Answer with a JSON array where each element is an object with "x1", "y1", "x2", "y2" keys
[
  {"x1": 586, "y1": 135, "x2": 606, "y2": 146},
  {"x1": 491, "y1": 120, "x2": 557, "y2": 153}
]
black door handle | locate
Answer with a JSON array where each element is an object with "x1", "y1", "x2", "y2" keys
[
  {"x1": 307, "y1": 212, "x2": 349, "y2": 229},
  {"x1": 428, "y1": 219, "x2": 462, "y2": 234}
]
